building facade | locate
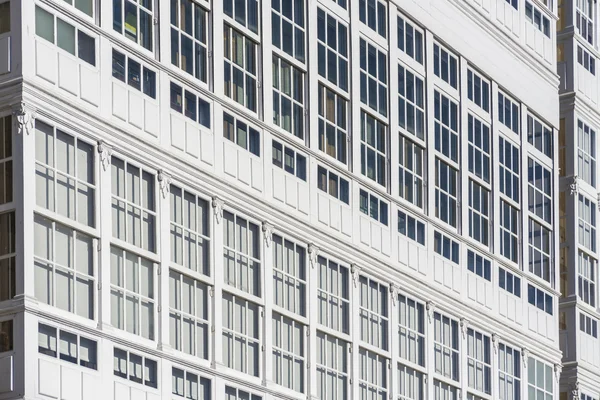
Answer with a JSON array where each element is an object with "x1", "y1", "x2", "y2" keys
[{"x1": 0, "y1": 0, "x2": 562, "y2": 399}]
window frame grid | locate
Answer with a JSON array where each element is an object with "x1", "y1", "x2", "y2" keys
[
  {"x1": 397, "y1": 363, "x2": 425, "y2": 400},
  {"x1": 578, "y1": 250, "x2": 597, "y2": 307},
  {"x1": 434, "y1": 90, "x2": 459, "y2": 163},
  {"x1": 466, "y1": 328, "x2": 491, "y2": 395},
  {"x1": 170, "y1": 0, "x2": 209, "y2": 84},
  {"x1": 316, "y1": 330, "x2": 350, "y2": 400},
  {"x1": 112, "y1": 0, "x2": 154, "y2": 52},
  {"x1": 578, "y1": 194, "x2": 597, "y2": 253},
  {"x1": 467, "y1": 68, "x2": 490, "y2": 113},
  {"x1": 527, "y1": 158, "x2": 553, "y2": 225},
  {"x1": 576, "y1": 0, "x2": 594, "y2": 44},
  {"x1": 359, "y1": 37, "x2": 388, "y2": 117},
  {"x1": 435, "y1": 158, "x2": 458, "y2": 228},
  {"x1": 578, "y1": 119, "x2": 597, "y2": 186},
  {"x1": 223, "y1": 24, "x2": 259, "y2": 113},
  {"x1": 397, "y1": 210, "x2": 426, "y2": 246},
  {"x1": 359, "y1": 0, "x2": 387, "y2": 38},
  {"x1": 359, "y1": 189, "x2": 389, "y2": 226},
  {"x1": 171, "y1": 366, "x2": 212, "y2": 399},
  {"x1": 499, "y1": 199, "x2": 519, "y2": 264},
  {"x1": 467, "y1": 114, "x2": 491, "y2": 185},
  {"x1": 271, "y1": 311, "x2": 306, "y2": 393},
  {"x1": 37, "y1": 322, "x2": 98, "y2": 370},
  {"x1": 497, "y1": 91, "x2": 520, "y2": 135},
  {"x1": 272, "y1": 234, "x2": 307, "y2": 318},
  {"x1": 398, "y1": 63, "x2": 425, "y2": 141},
  {"x1": 358, "y1": 347, "x2": 389, "y2": 400},
  {"x1": 397, "y1": 294, "x2": 426, "y2": 369},
  {"x1": 0, "y1": 115, "x2": 12, "y2": 206},
  {"x1": 317, "y1": 255, "x2": 351, "y2": 336},
  {"x1": 0, "y1": 210, "x2": 15, "y2": 302},
  {"x1": 272, "y1": 140, "x2": 307, "y2": 181},
  {"x1": 317, "y1": 165, "x2": 351, "y2": 205},
  {"x1": 397, "y1": 13, "x2": 424, "y2": 65},
  {"x1": 526, "y1": 357, "x2": 554, "y2": 399},
  {"x1": 527, "y1": 217, "x2": 552, "y2": 284},
  {"x1": 358, "y1": 275, "x2": 390, "y2": 352},
  {"x1": 527, "y1": 114, "x2": 553, "y2": 159},
  {"x1": 318, "y1": 83, "x2": 349, "y2": 165},
  {"x1": 317, "y1": 8, "x2": 349, "y2": 93},
  {"x1": 498, "y1": 136, "x2": 521, "y2": 206},
  {"x1": 113, "y1": 347, "x2": 158, "y2": 388},
  {"x1": 433, "y1": 42, "x2": 458, "y2": 90},
  {"x1": 271, "y1": 0, "x2": 306, "y2": 64},
  {"x1": 0, "y1": 318, "x2": 12, "y2": 354},
  {"x1": 360, "y1": 111, "x2": 388, "y2": 187},
  {"x1": 271, "y1": 54, "x2": 306, "y2": 140},
  {"x1": 498, "y1": 343, "x2": 521, "y2": 400},
  {"x1": 468, "y1": 179, "x2": 490, "y2": 247},
  {"x1": 433, "y1": 312, "x2": 460, "y2": 382},
  {"x1": 223, "y1": 112, "x2": 261, "y2": 157},
  {"x1": 398, "y1": 135, "x2": 424, "y2": 209},
  {"x1": 223, "y1": 0, "x2": 260, "y2": 38},
  {"x1": 112, "y1": 48, "x2": 157, "y2": 99}
]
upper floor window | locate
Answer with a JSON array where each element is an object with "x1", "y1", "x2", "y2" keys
[
  {"x1": 578, "y1": 119, "x2": 596, "y2": 186},
  {"x1": 272, "y1": 55, "x2": 305, "y2": 139},
  {"x1": 397, "y1": 15, "x2": 423, "y2": 64},
  {"x1": 223, "y1": 112, "x2": 260, "y2": 156},
  {"x1": 498, "y1": 343, "x2": 521, "y2": 400},
  {"x1": 434, "y1": 90, "x2": 459, "y2": 162},
  {"x1": 359, "y1": 189, "x2": 388, "y2": 226},
  {"x1": 318, "y1": 84, "x2": 348, "y2": 164},
  {"x1": 468, "y1": 180, "x2": 490, "y2": 246},
  {"x1": 398, "y1": 136, "x2": 424, "y2": 209},
  {"x1": 0, "y1": 116, "x2": 11, "y2": 205},
  {"x1": 273, "y1": 235, "x2": 306, "y2": 317},
  {"x1": 0, "y1": 319, "x2": 11, "y2": 353},
  {"x1": 528, "y1": 158, "x2": 552, "y2": 224},
  {"x1": 318, "y1": 166, "x2": 350, "y2": 205},
  {"x1": 272, "y1": 313, "x2": 306, "y2": 392},
  {"x1": 398, "y1": 64, "x2": 425, "y2": 140},
  {"x1": 359, "y1": 0, "x2": 386, "y2": 38},
  {"x1": 467, "y1": 250, "x2": 491, "y2": 281},
  {"x1": 499, "y1": 137, "x2": 520, "y2": 203},
  {"x1": 222, "y1": 293, "x2": 261, "y2": 377},
  {"x1": 500, "y1": 200, "x2": 519, "y2": 263},
  {"x1": 398, "y1": 294, "x2": 425, "y2": 366},
  {"x1": 272, "y1": 141, "x2": 306, "y2": 180},
  {"x1": 0, "y1": 211, "x2": 15, "y2": 302},
  {"x1": 527, "y1": 114, "x2": 553, "y2": 158},
  {"x1": 113, "y1": 49, "x2": 156, "y2": 99},
  {"x1": 223, "y1": 25, "x2": 258, "y2": 112},
  {"x1": 528, "y1": 218, "x2": 552, "y2": 283},
  {"x1": 224, "y1": 0, "x2": 258, "y2": 34},
  {"x1": 505, "y1": 0, "x2": 518, "y2": 9},
  {"x1": 114, "y1": 348, "x2": 158, "y2": 388},
  {"x1": 317, "y1": 256, "x2": 350, "y2": 334},
  {"x1": 433, "y1": 43, "x2": 458, "y2": 89},
  {"x1": 525, "y1": 2, "x2": 550, "y2": 37},
  {"x1": 398, "y1": 210, "x2": 425, "y2": 245},
  {"x1": 113, "y1": 0, "x2": 153, "y2": 51},
  {"x1": 225, "y1": 386, "x2": 262, "y2": 400},
  {"x1": 359, "y1": 276, "x2": 389, "y2": 350},
  {"x1": 172, "y1": 367, "x2": 211, "y2": 399},
  {"x1": 36, "y1": 6, "x2": 96, "y2": 65},
  {"x1": 527, "y1": 358, "x2": 553, "y2": 398},
  {"x1": 527, "y1": 284, "x2": 553, "y2": 315},
  {"x1": 580, "y1": 313, "x2": 598, "y2": 337},
  {"x1": 433, "y1": 312, "x2": 459, "y2": 381},
  {"x1": 170, "y1": 0, "x2": 208, "y2": 83},
  {"x1": 468, "y1": 115, "x2": 490, "y2": 183},
  {"x1": 467, "y1": 69, "x2": 490, "y2": 112},
  {"x1": 434, "y1": 231, "x2": 459, "y2": 264},
  {"x1": 499, "y1": 267, "x2": 521, "y2": 297},
  {"x1": 435, "y1": 159, "x2": 458, "y2": 228},
  {"x1": 38, "y1": 323, "x2": 97, "y2": 369},
  {"x1": 467, "y1": 329, "x2": 491, "y2": 395},
  {"x1": 272, "y1": 0, "x2": 305, "y2": 62},
  {"x1": 578, "y1": 250, "x2": 596, "y2": 307},
  {"x1": 498, "y1": 92, "x2": 519, "y2": 134},
  {"x1": 317, "y1": 9, "x2": 349, "y2": 92},
  {"x1": 170, "y1": 83, "x2": 211, "y2": 128},
  {"x1": 0, "y1": 2, "x2": 10, "y2": 34},
  {"x1": 63, "y1": 0, "x2": 94, "y2": 17},
  {"x1": 223, "y1": 211, "x2": 261, "y2": 297},
  {"x1": 360, "y1": 38, "x2": 388, "y2": 117},
  {"x1": 579, "y1": 194, "x2": 596, "y2": 252},
  {"x1": 576, "y1": 0, "x2": 594, "y2": 44},
  {"x1": 316, "y1": 332, "x2": 350, "y2": 399},
  {"x1": 361, "y1": 111, "x2": 387, "y2": 186},
  {"x1": 578, "y1": 46, "x2": 596, "y2": 75}
]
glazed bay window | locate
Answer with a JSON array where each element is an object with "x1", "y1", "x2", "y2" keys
[
  {"x1": 34, "y1": 215, "x2": 94, "y2": 319},
  {"x1": 468, "y1": 115, "x2": 491, "y2": 183},
  {"x1": 318, "y1": 84, "x2": 348, "y2": 164},
  {"x1": 576, "y1": 0, "x2": 594, "y2": 44},
  {"x1": 434, "y1": 231, "x2": 460, "y2": 264},
  {"x1": 62, "y1": 0, "x2": 93, "y2": 16},
  {"x1": 398, "y1": 136, "x2": 424, "y2": 208},
  {"x1": 398, "y1": 294, "x2": 425, "y2": 366},
  {"x1": 223, "y1": 210, "x2": 261, "y2": 297},
  {"x1": 170, "y1": 185, "x2": 211, "y2": 276},
  {"x1": 272, "y1": 55, "x2": 305, "y2": 139},
  {"x1": 528, "y1": 219, "x2": 552, "y2": 283},
  {"x1": 359, "y1": 348, "x2": 388, "y2": 399},
  {"x1": 114, "y1": 348, "x2": 158, "y2": 388},
  {"x1": 317, "y1": 9, "x2": 349, "y2": 91},
  {"x1": 112, "y1": 49, "x2": 157, "y2": 99},
  {"x1": 434, "y1": 380, "x2": 458, "y2": 399},
  {"x1": 111, "y1": 157, "x2": 156, "y2": 252},
  {"x1": 0, "y1": 319, "x2": 11, "y2": 353},
  {"x1": 222, "y1": 292, "x2": 260, "y2": 377},
  {"x1": 272, "y1": 313, "x2": 306, "y2": 392},
  {"x1": 0, "y1": 116, "x2": 12, "y2": 205},
  {"x1": 499, "y1": 136, "x2": 520, "y2": 203},
  {"x1": 271, "y1": 0, "x2": 305, "y2": 62},
  {"x1": 580, "y1": 313, "x2": 598, "y2": 337},
  {"x1": 359, "y1": 275, "x2": 389, "y2": 350},
  {"x1": 223, "y1": 25, "x2": 258, "y2": 112},
  {"x1": 225, "y1": 386, "x2": 262, "y2": 400},
  {"x1": 317, "y1": 256, "x2": 350, "y2": 334},
  {"x1": 0, "y1": 212, "x2": 15, "y2": 302},
  {"x1": 498, "y1": 343, "x2": 521, "y2": 400},
  {"x1": 35, "y1": 121, "x2": 95, "y2": 227},
  {"x1": 110, "y1": 246, "x2": 155, "y2": 339},
  {"x1": 318, "y1": 166, "x2": 350, "y2": 204},
  {"x1": 579, "y1": 194, "x2": 596, "y2": 252},
  {"x1": 397, "y1": 14, "x2": 423, "y2": 64},
  {"x1": 500, "y1": 200, "x2": 519, "y2": 263},
  {"x1": 223, "y1": 113, "x2": 261, "y2": 157},
  {"x1": 359, "y1": 38, "x2": 388, "y2": 116},
  {"x1": 578, "y1": 119, "x2": 596, "y2": 186},
  {"x1": 170, "y1": 83, "x2": 211, "y2": 127},
  {"x1": 316, "y1": 332, "x2": 349, "y2": 399},
  {"x1": 467, "y1": 69, "x2": 490, "y2": 112},
  {"x1": 169, "y1": 270, "x2": 210, "y2": 359},
  {"x1": 434, "y1": 312, "x2": 459, "y2": 382},
  {"x1": 467, "y1": 329, "x2": 491, "y2": 395},
  {"x1": 398, "y1": 364, "x2": 424, "y2": 399},
  {"x1": 578, "y1": 46, "x2": 596, "y2": 75},
  {"x1": 433, "y1": 43, "x2": 458, "y2": 89},
  {"x1": 398, "y1": 211, "x2": 425, "y2": 245},
  {"x1": 359, "y1": 0, "x2": 387, "y2": 37},
  {"x1": 434, "y1": 90, "x2": 459, "y2": 162},
  {"x1": 525, "y1": 1, "x2": 550, "y2": 37},
  {"x1": 359, "y1": 189, "x2": 388, "y2": 226},
  {"x1": 361, "y1": 111, "x2": 387, "y2": 186},
  {"x1": 527, "y1": 358, "x2": 553, "y2": 399},
  {"x1": 224, "y1": 0, "x2": 259, "y2": 34},
  {"x1": 528, "y1": 284, "x2": 553, "y2": 315},
  {"x1": 37, "y1": 323, "x2": 97, "y2": 369},
  {"x1": 272, "y1": 141, "x2": 307, "y2": 180},
  {"x1": 113, "y1": 0, "x2": 153, "y2": 51},
  {"x1": 468, "y1": 180, "x2": 490, "y2": 246},
  {"x1": 398, "y1": 64, "x2": 425, "y2": 140},
  {"x1": 528, "y1": 159, "x2": 552, "y2": 224},
  {"x1": 498, "y1": 92, "x2": 520, "y2": 134},
  {"x1": 499, "y1": 267, "x2": 521, "y2": 297},
  {"x1": 273, "y1": 235, "x2": 306, "y2": 316},
  {"x1": 578, "y1": 251, "x2": 596, "y2": 307},
  {"x1": 170, "y1": 0, "x2": 208, "y2": 83},
  {"x1": 435, "y1": 159, "x2": 458, "y2": 228},
  {"x1": 527, "y1": 115, "x2": 553, "y2": 158},
  {"x1": 172, "y1": 367, "x2": 211, "y2": 399},
  {"x1": 468, "y1": 250, "x2": 491, "y2": 281}
]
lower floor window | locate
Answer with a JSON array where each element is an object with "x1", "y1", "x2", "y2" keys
[
  {"x1": 38, "y1": 323, "x2": 97, "y2": 369},
  {"x1": 113, "y1": 347, "x2": 158, "y2": 388}
]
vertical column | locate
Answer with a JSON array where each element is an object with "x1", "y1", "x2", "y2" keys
[
  {"x1": 491, "y1": 334, "x2": 500, "y2": 400},
  {"x1": 520, "y1": 104, "x2": 529, "y2": 275},
  {"x1": 520, "y1": 348, "x2": 529, "y2": 400},
  {"x1": 261, "y1": 1, "x2": 273, "y2": 126},
  {"x1": 157, "y1": 171, "x2": 172, "y2": 351},
  {"x1": 388, "y1": 12, "x2": 399, "y2": 201},
  {"x1": 211, "y1": 197, "x2": 225, "y2": 368},
  {"x1": 262, "y1": 221, "x2": 274, "y2": 387},
  {"x1": 459, "y1": 318, "x2": 469, "y2": 399},
  {"x1": 96, "y1": 141, "x2": 113, "y2": 331},
  {"x1": 389, "y1": 284, "x2": 399, "y2": 399},
  {"x1": 350, "y1": 264, "x2": 361, "y2": 400},
  {"x1": 424, "y1": 30, "x2": 436, "y2": 221},
  {"x1": 425, "y1": 301, "x2": 435, "y2": 399},
  {"x1": 307, "y1": 244, "x2": 320, "y2": 399}
]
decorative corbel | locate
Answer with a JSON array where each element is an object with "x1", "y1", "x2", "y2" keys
[
  {"x1": 571, "y1": 381, "x2": 580, "y2": 400},
  {"x1": 491, "y1": 333, "x2": 499, "y2": 354},
  {"x1": 211, "y1": 197, "x2": 224, "y2": 224},
  {"x1": 521, "y1": 348, "x2": 529, "y2": 369},
  {"x1": 262, "y1": 221, "x2": 274, "y2": 247},
  {"x1": 12, "y1": 102, "x2": 35, "y2": 135},
  {"x1": 459, "y1": 318, "x2": 469, "y2": 339},
  {"x1": 307, "y1": 243, "x2": 319, "y2": 269},
  {"x1": 97, "y1": 140, "x2": 113, "y2": 171},
  {"x1": 157, "y1": 170, "x2": 172, "y2": 199},
  {"x1": 597, "y1": 193, "x2": 600, "y2": 212},
  {"x1": 554, "y1": 363, "x2": 562, "y2": 381},
  {"x1": 570, "y1": 175, "x2": 579, "y2": 196},
  {"x1": 350, "y1": 264, "x2": 361, "y2": 287},
  {"x1": 389, "y1": 283, "x2": 398, "y2": 306},
  {"x1": 426, "y1": 301, "x2": 435, "y2": 324}
]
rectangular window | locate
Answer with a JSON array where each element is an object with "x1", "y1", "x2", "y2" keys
[
  {"x1": 318, "y1": 84, "x2": 348, "y2": 164},
  {"x1": 434, "y1": 91, "x2": 459, "y2": 162},
  {"x1": 578, "y1": 119, "x2": 597, "y2": 186},
  {"x1": 316, "y1": 332, "x2": 349, "y2": 399},
  {"x1": 579, "y1": 251, "x2": 596, "y2": 307},
  {"x1": 467, "y1": 250, "x2": 491, "y2": 281},
  {"x1": 398, "y1": 360, "x2": 424, "y2": 400},
  {"x1": 527, "y1": 115, "x2": 553, "y2": 158},
  {"x1": 500, "y1": 200, "x2": 519, "y2": 263},
  {"x1": 397, "y1": 15, "x2": 423, "y2": 64},
  {"x1": 359, "y1": 0, "x2": 387, "y2": 37},
  {"x1": 223, "y1": 211, "x2": 260, "y2": 296},
  {"x1": 435, "y1": 159, "x2": 458, "y2": 227},
  {"x1": 578, "y1": 45, "x2": 596, "y2": 75},
  {"x1": 317, "y1": 166, "x2": 350, "y2": 205},
  {"x1": 498, "y1": 343, "x2": 521, "y2": 400},
  {"x1": 527, "y1": 284, "x2": 553, "y2": 315},
  {"x1": 222, "y1": 293, "x2": 260, "y2": 377},
  {"x1": 111, "y1": 157, "x2": 156, "y2": 252},
  {"x1": 434, "y1": 380, "x2": 459, "y2": 399},
  {"x1": 170, "y1": 83, "x2": 211, "y2": 128},
  {"x1": 527, "y1": 358, "x2": 553, "y2": 398},
  {"x1": 499, "y1": 267, "x2": 521, "y2": 297},
  {"x1": 467, "y1": 69, "x2": 490, "y2": 112},
  {"x1": 271, "y1": 0, "x2": 305, "y2": 62},
  {"x1": 223, "y1": 25, "x2": 258, "y2": 112},
  {"x1": 0, "y1": 319, "x2": 11, "y2": 353},
  {"x1": 225, "y1": 386, "x2": 261, "y2": 400},
  {"x1": 359, "y1": 38, "x2": 388, "y2": 117},
  {"x1": 112, "y1": 0, "x2": 153, "y2": 51},
  {"x1": 0, "y1": 2, "x2": 10, "y2": 35},
  {"x1": 170, "y1": 186, "x2": 210, "y2": 276},
  {"x1": 223, "y1": 0, "x2": 258, "y2": 34},
  {"x1": 398, "y1": 211, "x2": 425, "y2": 245},
  {"x1": 110, "y1": 246, "x2": 155, "y2": 339},
  {"x1": 172, "y1": 367, "x2": 211, "y2": 399},
  {"x1": 434, "y1": 231, "x2": 459, "y2": 264},
  {"x1": 398, "y1": 136, "x2": 424, "y2": 208},
  {"x1": 359, "y1": 348, "x2": 388, "y2": 399},
  {"x1": 359, "y1": 189, "x2": 388, "y2": 226},
  {"x1": 0, "y1": 212, "x2": 15, "y2": 302},
  {"x1": 528, "y1": 159, "x2": 552, "y2": 224},
  {"x1": 317, "y1": 256, "x2": 350, "y2": 334},
  {"x1": 272, "y1": 313, "x2": 305, "y2": 392},
  {"x1": 433, "y1": 43, "x2": 458, "y2": 89},
  {"x1": 398, "y1": 294, "x2": 425, "y2": 366},
  {"x1": 469, "y1": 181, "x2": 490, "y2": 246},
  {"x1": 169, "y1": 270, "x2": 210, "y2": 359},
  {"x1": 272, "y1": 141, "x2": 306, "y2": 180},
  {"x1": 170, "y1": 0, "x2": 208, "y2": 83},
  {"x1": 317, "y1": 9, "x2": 349, "y2": 91},
  {"x1": 498, "y1": 92, "x2": 520, "y2": 134},
  {"x1": 0, "y1": 116, "x2": 12, "y2": 205},
  {"x1": 499, "y1": 137, "x2": 520, "y2": 203},
  {"x1": 223, "y1": 113, "x2": 260, "y2": 156},
  {"x1": 272, "y1": 55, "x2": 305, "y2": 139},
  {"x1": 35, "y1": 121, "x2": 95, "y2": 227},
  {"x1": 361, "y1": 112, "x2": 387, "y2": 186},
  {"x1": 580, "y1": 313, "x2": 598, "y2": 338},
  {"x1": 434, "y1": 312, "x2": 459, "y2": 381},
  {"x1": 37, "y1": 323, "x2": 97, "y2": 369},
  {"x1": 359, "y1": 276, "x2": 389, "y2": 350},
  {"x1": 505, "y1": 0, "x2": 519, "y2": 9},
  {"x1": 468, "y1": 115, "x2": 491, "y2": 183},
  {"x1": 528, "y1": 218, "x2": 552, "y2": 283},
  {"x1": 112, "y1": 49, "x2": 156, "y2": 98},
  {"x1": 273, "y1": 235, "x2": 306, "y2": 316},
  {"x1": 576, "y1": 0, "x2": 594, "y2": 44},
  {"x1": 525, "y1": 2, "x2": 550, "y2": 36},
  {"x1": 398, "y1": 64, "x2": 425, "y2": 140},
  {"x1": 113, "y1": 348, "x2": 157, "y2": 388},
  {"x1": 467, "y1": 329, "x2": 491, "y2": 394},
  {"x1": 579, "y1": 196, "x2": 597, "y2": 252}
]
